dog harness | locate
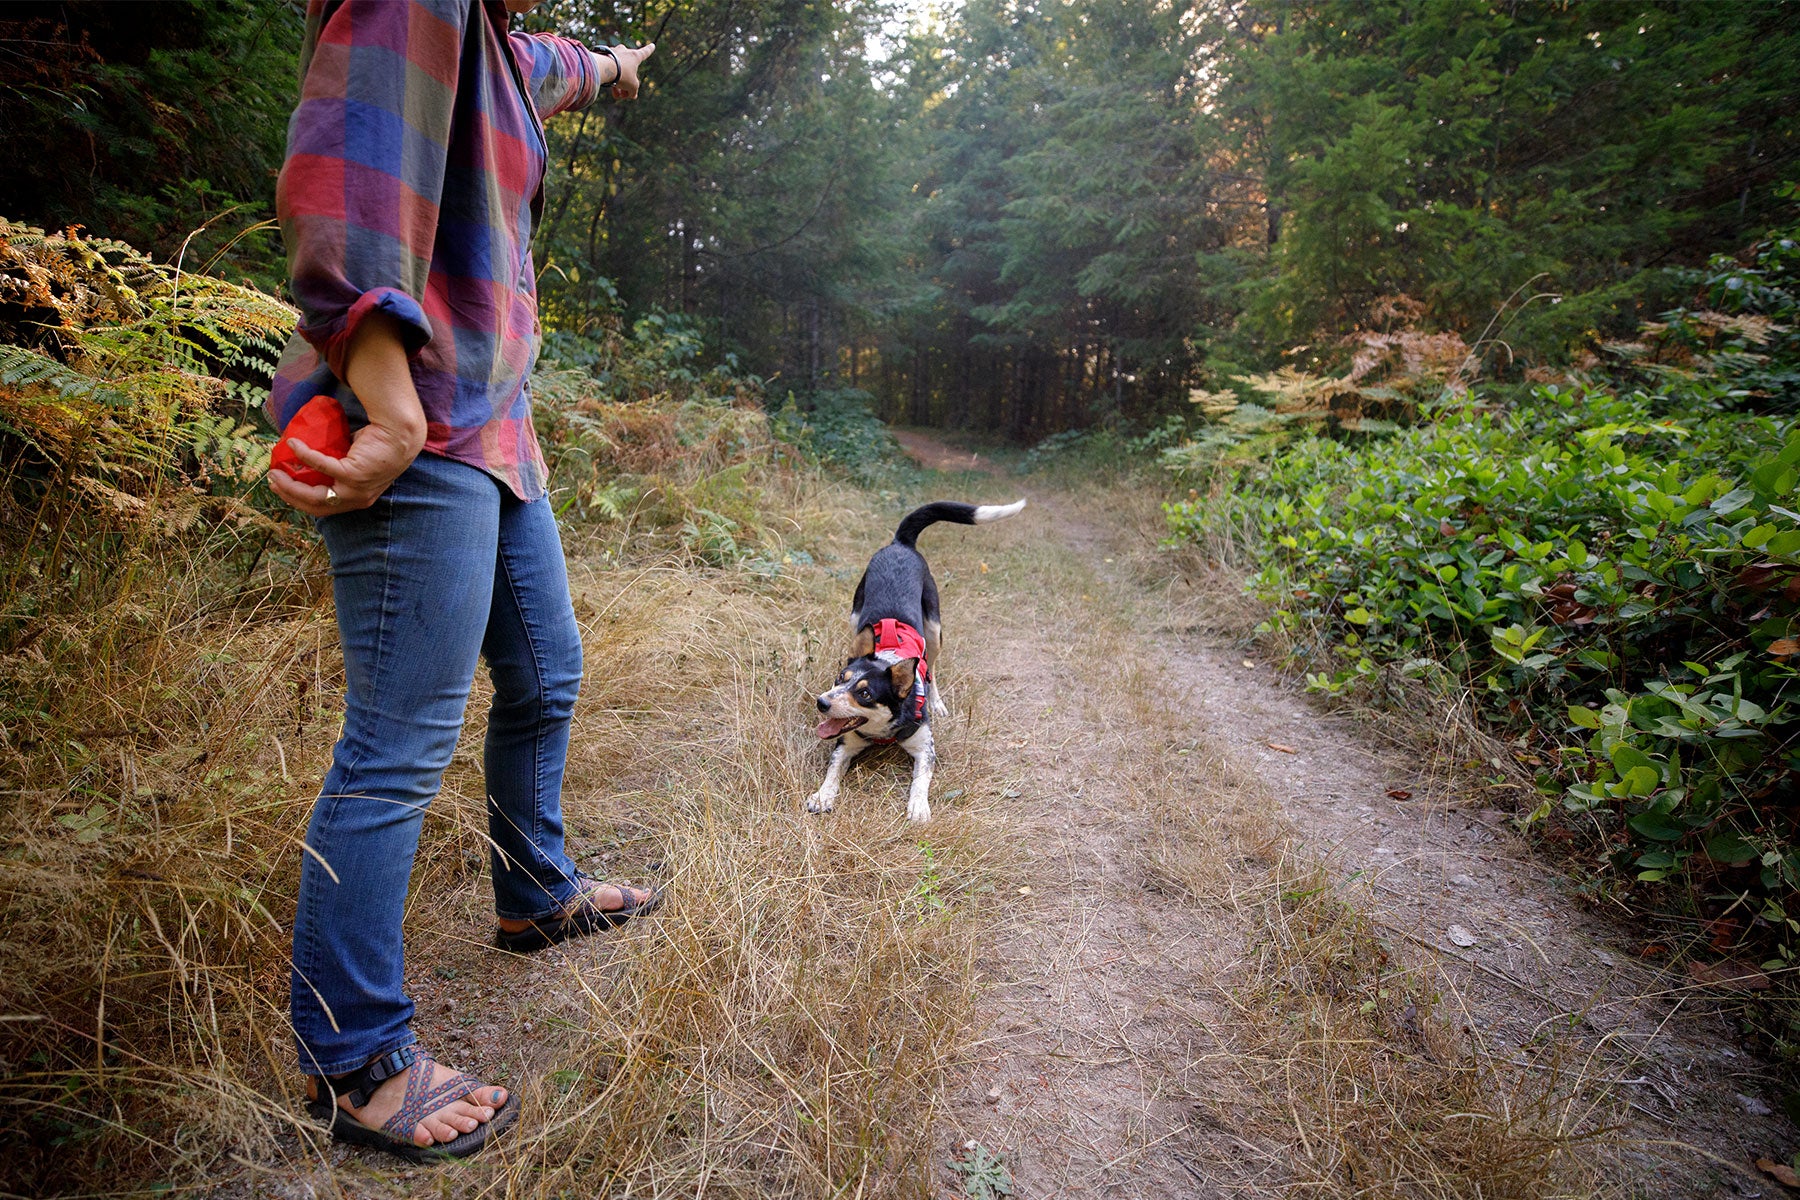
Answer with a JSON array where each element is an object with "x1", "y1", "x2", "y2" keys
[{"x1": 866, "y1": 618, "x2": 929, "y2": 743}]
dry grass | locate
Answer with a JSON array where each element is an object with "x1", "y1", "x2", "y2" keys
[
  {"x1": 0, "y1": 382, "x2": 1007, "y2": 1197},
  {"x1": 1129, "y1": 725, "x2": 1622, "y2": 1198}
]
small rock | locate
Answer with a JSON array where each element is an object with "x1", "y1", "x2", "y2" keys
[
  {"x1": 1592, "y1": 949, "x2": 1616, "y2": 966},
  {"x1": 1737, "y1": 1093, "x2": 1774, "y2": 1117},
  {"x1": 1450, "y1": 874, "x2": 1479, "y2": 888},
  {"x1": 1447, "y1": 924, "x2": 1479, "y2": 948},
  {"x1": 985, "y1": 1088, "x2": 1002, "y2": 1104}
]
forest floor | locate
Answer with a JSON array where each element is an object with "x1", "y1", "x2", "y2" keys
[{"x1": 210, "y1": 432, "x2": 1795, "y2": 1200}]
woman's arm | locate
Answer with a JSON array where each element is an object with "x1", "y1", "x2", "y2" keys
[
  {"x1": 269, "y1": 312, "x2": 427, "y2": 516},
  {"x1": 512, "y1": 30, "x2": 656, "y2": 115}
]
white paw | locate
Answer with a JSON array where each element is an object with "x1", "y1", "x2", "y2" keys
[
  {"x1": 930, "y1": 695, "x2": 948, "y2": 717},
  {"x1": 906, "y1": 800, "x2": 932, "y2": 823},
  {"x1": 806, "y1": 793, "x2": 834, "y2": 814}
]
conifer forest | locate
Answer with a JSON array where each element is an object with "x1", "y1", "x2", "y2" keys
[{"x1": 4, "y1": 1, "x2": 1800, "y2": 1196}]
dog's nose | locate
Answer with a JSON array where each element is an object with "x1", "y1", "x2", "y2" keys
[{"x1": 816, "y1": 695, "x2": 830, "y2": 713}]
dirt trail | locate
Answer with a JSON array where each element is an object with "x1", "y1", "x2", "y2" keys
[{"x1": 895, "y1": 429, "x2": 1797, "y2": 1198}]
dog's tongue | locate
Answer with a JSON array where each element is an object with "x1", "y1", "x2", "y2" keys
[{"x1": 816, "y1": 717, "x2": 860, "y2": 739}]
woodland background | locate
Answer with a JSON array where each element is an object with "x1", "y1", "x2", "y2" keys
[
  {"x1": 5, "y1": 0, "x2": 1793, "y2": 429},
  {"x1": 5, "y1": 0, "x2": 1800, "y2": 1193}
]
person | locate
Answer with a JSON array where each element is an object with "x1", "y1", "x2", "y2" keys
[{"x1": 264, "y1": 0, "x2": 657, "y2": 1162}]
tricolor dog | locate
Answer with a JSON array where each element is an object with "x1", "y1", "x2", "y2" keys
[{"x1": 809, "y1": 499, "x2": 1027, "y2": 821}]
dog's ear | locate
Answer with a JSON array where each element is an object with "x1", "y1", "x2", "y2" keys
[
  {"x1": 888, "y1": 657, "x2": 918, "y2": 694},
  {"x1": 850, "y1": 626, "x2": 876, "y2": 658}
]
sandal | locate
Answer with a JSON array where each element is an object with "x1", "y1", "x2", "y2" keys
[
  {"x1": 305, "y1": 1046, "x2": 518, "y2": 1163},
  {"x1": 493, "y1": 875, "x2": 661, "y2": 954}
]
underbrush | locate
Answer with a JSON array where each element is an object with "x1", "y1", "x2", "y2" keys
[
  {"x1": 1164, "y1": 218, "x2": 1800, "y2": 992},
  {"x1": 770, "y1": 386, "x2": 911, "y2": 489},
  {"x1": 0, "y1": 225, "x2": 970, "y2": 1196}
]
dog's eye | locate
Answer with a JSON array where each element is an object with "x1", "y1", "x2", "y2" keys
[{"x1": 855, "y1": 685, "x2": 871, "y2": 701}]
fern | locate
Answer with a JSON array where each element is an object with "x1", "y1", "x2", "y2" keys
[{"x1": 0, "y1": 217, "x2": 301, "y2": 645}]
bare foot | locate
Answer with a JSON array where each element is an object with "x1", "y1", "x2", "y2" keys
[
  {"x1": 308, "y1": 1057, "x2": 508, "y2": 1148},
  {"x1": 495, "y1": 878, "x2": 653, "y2": 935}
]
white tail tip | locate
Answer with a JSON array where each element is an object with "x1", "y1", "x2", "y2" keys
[{"x1": 973, "y1": 499, "x2": 1028, "y2": 523}]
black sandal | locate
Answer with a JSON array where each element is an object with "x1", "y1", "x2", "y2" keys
[
  {"x1": 493, "y1": 876, "x2": 661, "y2": 954},
  {"x1": 305, "y1": 1046, "x2": 518, "y2": 1163}
]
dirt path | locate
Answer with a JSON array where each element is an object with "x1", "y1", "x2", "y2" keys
[{"x1": 896, "y1": 430, "x2": 1798, "y2": 1198}]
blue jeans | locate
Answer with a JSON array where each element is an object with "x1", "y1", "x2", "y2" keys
[{"x1": 291, "y1": 452, "x2": 586, "y2": 1076}]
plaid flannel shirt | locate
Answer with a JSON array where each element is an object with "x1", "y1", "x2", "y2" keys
[{"x1": 268, "y1": 0, "x2": 602, "y2": 501}]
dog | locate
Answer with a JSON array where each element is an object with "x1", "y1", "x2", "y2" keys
[{"x1": 808, "y1": 498, "x2": 1027, "y2": 822}]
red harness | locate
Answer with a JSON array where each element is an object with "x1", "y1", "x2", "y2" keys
[{"x1": 867, "y1": 618, "x2": 929, "y2": 741}]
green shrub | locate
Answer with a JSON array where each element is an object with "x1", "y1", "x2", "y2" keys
[
  {"x1": 1166, "y1": 214, "x2": 1800, "y2": 957},
  {"x1": 769, "y1": 387, "x2": 907, "y2": 485}
]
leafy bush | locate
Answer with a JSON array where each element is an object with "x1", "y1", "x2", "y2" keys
[
  {"x1": 1167, "y1": 214, "x2": 1800, "y2": 959},
  {"x1": 534, "y1": 316, "x2": 792, "y2": 567},
  {"x1": 769, "y1": 387, "x2": 906, "y2": 485}
]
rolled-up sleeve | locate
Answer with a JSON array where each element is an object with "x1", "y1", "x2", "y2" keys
[
  {"x1": 510, "y1": 31, "x2": 601, "y2": 118},
  {"x1": 278, "y1": 0, "x2": 466, "y2": 378}
]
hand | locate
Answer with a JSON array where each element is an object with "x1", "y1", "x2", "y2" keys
[
  {"x1": 267, "y1": 420, "x2": 422, "y2": 518},
  {"x1": 602, "y1": 42, "x2": 655, "y2": 100}
]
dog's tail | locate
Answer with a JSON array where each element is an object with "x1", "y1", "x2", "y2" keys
[{"x1": 893, "y1": 498, "x2": 1027, "y2": 548}]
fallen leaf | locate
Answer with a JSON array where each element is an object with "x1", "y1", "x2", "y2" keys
[
  {"x1": 1769, "y1": 637, "x2": 1800, "y2": 657},
  {"x1": 1758, "y1": 1158, "x2": 1800, "y2": 1187},
  {"x1": 1736, "y1": 562, "x2": 1783, "y2": 591},
  {"x1": 1241, "y1": 659, "x2": 1256, "y2": 669},
  {"x1": 1640, "y1": 942, "x2": 1668, "y2": 958},
  {"x1": 1017, "y1": 886, "x2": 1032, "y2": 896},
  {"x1": 1685, "y1": 959, "x2": 1771, "y2": 991},
  {"x1": 979, "y1": 561, "x2": 990, "y2": 574},
  {"x1": 1446, "y1": 924, "x2": 1479, "y2": 947},
  {"x1": 1704, "y1": 916, "x2": 1741, "y2": 950},
  {"x1": 1386, "y1": 788, "x2": 1413, "y2": 800},
  {"x1": 1439, "y1": 518, "x2": 1457, "y2": 537},
  {"x1": 1267, "y1": 742, "x2": 1297, "y2": 754}
]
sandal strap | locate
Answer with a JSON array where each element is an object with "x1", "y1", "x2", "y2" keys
[
  {"x1": 572, "y1": 873, "x2": 653, "y2": 915},
  {"x1": 380, "y1": 1051, "x2": 442, "y2": 1141},
  {"x1": 327, "y1": 1044, "x2": 418, "y2": 1111},
  {"x1": 379, "y1": 1055, "x2": 495, "y2": 1141},
  {"x1": 408, "y1": 1072, "x2": 488, "y2": 1120}
]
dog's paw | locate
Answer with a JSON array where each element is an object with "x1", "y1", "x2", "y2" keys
[
  {"x1": 806, "y1": 792, "x2": 835, "y2": 814},
  {"x1": 929, "y1": 694, "x2": 948, "y2": 718},
  {"x1": 906, "y1": 800, "x2": 932, "y2": 823}
]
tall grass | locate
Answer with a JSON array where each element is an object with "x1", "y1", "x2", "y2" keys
[{"x1": 0, "y1": 225, "x2": 999, "y2": 1196}]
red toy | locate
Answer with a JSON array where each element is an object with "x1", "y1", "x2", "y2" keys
[{"x1": 269, "y1": 394, "x2": 353, "y2": 487}]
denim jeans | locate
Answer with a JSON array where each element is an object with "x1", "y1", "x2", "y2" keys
[{"x1": 290, "y1": 452, "x2": 586, "y2": 1076}]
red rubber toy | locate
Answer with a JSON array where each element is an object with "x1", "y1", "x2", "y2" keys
[{"x1": 269, "y1": 394, "x2": 353, "y2": 487}]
